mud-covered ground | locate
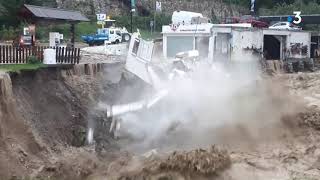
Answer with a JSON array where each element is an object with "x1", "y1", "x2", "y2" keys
[{"x1": 2, "y1": 65, "x2": 320, "y2": 179}]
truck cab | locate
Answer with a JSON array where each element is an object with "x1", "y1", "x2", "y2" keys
[
  {"x1": 98, "y1": 28, "x2": 122, "y2": 44},
  {"x1": 81, "y1": 19, "x2": 131, "y2": 46},
  {"x1": 82, "y1": 27, "x2": 130, "y2": 46}
]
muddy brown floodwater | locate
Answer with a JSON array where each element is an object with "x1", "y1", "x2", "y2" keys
[{"x1": 1, "y1": 65, "x2": 320, "y2": 180}]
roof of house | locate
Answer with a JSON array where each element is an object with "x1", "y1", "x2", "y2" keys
[{"x1": 22, "y1": 4, "x2": 89, "y2": 22}]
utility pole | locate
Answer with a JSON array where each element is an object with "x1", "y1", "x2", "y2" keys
[
  {"x1": 154, "y1": 0, "x2": 156, "y2": 32},
  {"x1": 131, "y1": 9, "x2": 133, "y2": 33},
  {"x1": 130, "y1": 0, "x2": 135, "y2": 33},
  {"x1": 154, "y1": 1, "x2": 161, "y2": 33},
  {"x1": 70, "y1": 23, "x2": 75, "y2": 48}
]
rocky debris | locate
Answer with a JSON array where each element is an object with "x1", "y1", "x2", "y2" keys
[
  {"x1": 35, "y1": 160, "x2": 96, "y2": 179},
  {"x1": 116, "y1": 146, "x2": 231, "y2": 179},
  {"x1": 81, "y1": 53, "x2": 126, "y2": 64},
  {"x1": 156, "y1": 146, "x2": 230, "y2": 175},
  {"x1": 298, "y1": 107, "x2": 320, "y2": 130},
  {"x1": 81, "y1": 44, "x2": 128, "y2": 56}
]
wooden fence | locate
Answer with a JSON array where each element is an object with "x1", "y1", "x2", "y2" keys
[{"x1": 0, "y1": 45, "x2": 81, "y2": 64}]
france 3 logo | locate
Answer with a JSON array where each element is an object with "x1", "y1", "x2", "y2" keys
[{"x1": 288, "y1": 11, "x2": 302, "y2": 24}]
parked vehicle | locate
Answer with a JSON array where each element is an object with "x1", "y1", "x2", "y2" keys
[
  {"x1": 222, "y1": 17, "x2": 240, "y2": 24},
  {"x1": 172, "y1": 11, "x2": 204, "y2": 25},
  {"x1": 269, "y1": 22, "x2": 302, "y2": 30},
  {"x1": 81, "y1": 27, "x2": 131, "y2": 46},
  {"x1": 239, "y1": 15, "x2": 269, "y2": 28},
  {"x1": 13, "y1": 27, "x2": 32, "y2": 47}
]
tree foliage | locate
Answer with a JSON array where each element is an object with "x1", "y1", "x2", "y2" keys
[
  {"x1": 114, "y1": 13, "x2": 171, "y2": 32},
  {"x1": 260, "y1": 0, "x2": 320, "y2": 15},
  {"x1": 227, "y1": 0, "x2": 298, "y2": 8},
  {"x1": 0, "y1": 0, "x2": 56, "y2": 27}
]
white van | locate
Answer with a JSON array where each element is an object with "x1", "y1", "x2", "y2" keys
[{"x1": 172, "y1": 11, "x2": 204, "y2": 25}]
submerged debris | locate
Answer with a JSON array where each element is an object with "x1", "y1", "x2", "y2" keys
[
  {"x1": 299, "y1": 108, "x2": 320, "y2": 130},
  {"x1": 117, "y1": 146, "x2": 231, "y2": 179},
  {"x1": 156, "y1": 145, "x2": 231, "y2": 175}
]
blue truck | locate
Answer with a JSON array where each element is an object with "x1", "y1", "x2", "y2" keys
[{"x1": 81, "y1": 28, "x2": 131, "y2": 46}]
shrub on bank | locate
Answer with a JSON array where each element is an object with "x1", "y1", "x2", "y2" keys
[
  {"x1": 0, "y1": 26, "x2": 17, "y2": 41},
  {"x1": 27, "y1": 56, "x2": 41, "y2": 64}
]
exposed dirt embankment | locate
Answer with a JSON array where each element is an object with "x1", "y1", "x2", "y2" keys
[
  {"x1": 10, "y1": 67, "x2": 107, "y2": 149},
  {"x1": 0, "y1": 72, "x2": 43, "y2": 178},
  {"x1": 0, "y1": 64, "x2": 124, "y2": 179},
  {"x1": 11, "y1": 68, "x2": 93, "y2": 148}
]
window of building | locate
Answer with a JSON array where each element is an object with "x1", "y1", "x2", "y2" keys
[
  {"x1": 195, "y1": 37, "x2": 210, "y2": 58},
  {"x1": 132, "y1": 39, "x2": 140, "y2": 55},
  {"x1": 167, "y1": 36, "x2": 194, "y2": 57}
]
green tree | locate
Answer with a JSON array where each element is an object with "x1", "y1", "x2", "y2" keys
[
  {"x1": 113, "y1": 13, "x2": 171, "y2": 32},
  {"x1": 0, "y1": 0, "x2": 52, "y2": 27},
  {"x1": 260, "y1": 0, "x2": 320, "y2": 15}
]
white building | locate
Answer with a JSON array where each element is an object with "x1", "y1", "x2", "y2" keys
[
  {"x1": 162, "y1": 24, "x2": 312, "y2": 65},
  {"x1": 161, "y1": 11, "x2": 313, "y2": 65},
  {"x1": 162, "y1": 23, "x2": 213, "y2": 58},
  {"x1": 210, "y1": 27, "x2": 311, "y2": 63}
]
